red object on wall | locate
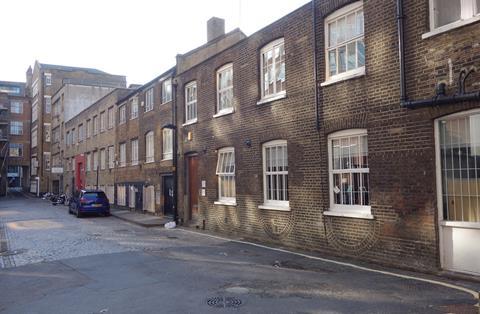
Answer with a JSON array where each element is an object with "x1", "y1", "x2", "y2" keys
[{"x1": 75, "y1": 154, "x2": 86, "y2": 191}]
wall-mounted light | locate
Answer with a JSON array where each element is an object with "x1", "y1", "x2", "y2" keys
[{"x1": 244, "y1": 139, "x2": 252, "y2": 148}]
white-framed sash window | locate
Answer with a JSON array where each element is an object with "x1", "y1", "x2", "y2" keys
[
  {"x1": 260, "y1": 140, "x2": 289, "y2": 210},
  {"x1": 260, "y1": 38, "x2": 286, "y2": 100},
  {"x1": 185, "y1": 81, "x2": 197, "y2": 124},
  {"x1": 216, "y1": 64, "x2": 233, "y2": 115},
  {"x1": 145, "y1": 131, "x2": 154, "y2": 163},
  {"x1": 216, "y1": 147, "x2": 236, "y2": 203},
  {"x1": 131, "y1": 138, "x2": 139, "y2": 165}
]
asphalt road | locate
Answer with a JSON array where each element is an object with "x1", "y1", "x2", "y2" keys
[{"x1": 0, "y1": 194, "x2": 479, "y2": 314}]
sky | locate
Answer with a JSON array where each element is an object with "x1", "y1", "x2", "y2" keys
[{"x1": 1, "y1": 0, "x2": 309, "y2": 85}]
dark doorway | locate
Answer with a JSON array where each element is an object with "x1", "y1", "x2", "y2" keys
[
  {"x1": 187, "y1": 155, "x2": 199, "y2": 220},
  {"x1": 52, "y1": 180, "x2": 60, "y2": 194},
  {"x1": 163, "y1": 176, "x2": 174, "y2": 216}
]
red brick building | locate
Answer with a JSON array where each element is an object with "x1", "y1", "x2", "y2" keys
[{"x1": 172, "y1": 1, "x2": 480, "y2": 276}]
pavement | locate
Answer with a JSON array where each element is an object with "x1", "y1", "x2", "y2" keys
[
  {"x1": 110, "y1": 208, "x2": 171, "y2": 227},
  {"x1": 0, "y1": 194, "x2": 479, "y2": 314}
]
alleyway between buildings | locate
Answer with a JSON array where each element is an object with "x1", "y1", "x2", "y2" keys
[{"x1": 0, "y1": 194, "x2": 479, "y2": 313}]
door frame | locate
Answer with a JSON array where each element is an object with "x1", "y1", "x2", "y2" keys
[
  {"x1": 434, "y1": 108, "x2": 480, "y2": 275},
  {"x1": 162, "y1": 174, "x2": 174, "y2": 216}
]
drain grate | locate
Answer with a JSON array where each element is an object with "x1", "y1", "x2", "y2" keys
[{"x1": 206, "y1": 296, "x2": 242, "y2": 308}]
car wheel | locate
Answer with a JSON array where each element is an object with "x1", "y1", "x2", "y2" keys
[
  {"x1": 75, "y1": 206, "x2": 82, "y2": 218},
  {"x1": 68, "y1": 207, "x2": 73, "y2": 214}
]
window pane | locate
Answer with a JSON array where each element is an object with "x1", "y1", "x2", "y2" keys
[
  {"x1": 433, "y1": 0, "x2": 461, "y2": 28},
  {"x1": 328, "y1": 21, "x2": 337, "y2": 47},
  {"x1": 329, "y1": 50, "x2": 337, "y2": 77},
  {"x1": 338, "y1": 46, "x2": 347, "y2": 73},
  {"x1": 347, "y1": 42, "x2": 357, "y2": 71},
  {"x1": 346, "y1": 13, "x2": 356, "y2": 41},
  {"x1": 337, "y1": 17, "x2": 346, "y2": 43},
  {"x1": 357, "y1": 39, "x2": 365, "y2": 67},
  {"x1": 477, "y1": 0, "x2": 480, "y2": 13},
  {"x1": 356, "y1": 10, "x2": 364, "y2": 36}
]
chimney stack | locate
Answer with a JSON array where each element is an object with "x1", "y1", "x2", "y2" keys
[{"x1": 207, "y1": 17, "x2": 225, "y2": 42}]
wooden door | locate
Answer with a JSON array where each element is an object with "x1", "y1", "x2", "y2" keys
[{"x1": 188, "y1": 156, "x2": 199, "y2": 220}]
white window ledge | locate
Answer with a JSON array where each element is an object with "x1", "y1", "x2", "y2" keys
[
  {"x1": 182, "y1": 119, "x2": 198, "y2": 126},
  {"x1": 440, "y1": 220, "x2": 480, "y2": 230},
  {"x1": 214, "y1": 200, "x2": 237, "y2": 206},
  {"x1": 213, "y1": 108, "x2": 234, "y2": 118},
  {"x1": 144, "y1": 160, "x2": 155, "y2": 164},
  {"x1": 323, "y1": 210, "x2": 374, "y2": 220},
  {"x1": 321, "y1": 67, "x2": 365, "y2": 87},
  {"x1": 422, "y1": 16, "x2": 480, "y2": 39},
  {"x1": 258, "y1": 204, "x2": 291, "y2": 211},
  {"x1": 161, "y1": 158, "x2": 173, "y2": 162},
  {"x1": 256, "y1": 92, "x2": 287, "y2": 105}
]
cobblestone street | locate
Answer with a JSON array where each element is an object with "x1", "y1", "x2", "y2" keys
[{"x1": 0, "y1": 194, "x2": 479, "y2": 314}]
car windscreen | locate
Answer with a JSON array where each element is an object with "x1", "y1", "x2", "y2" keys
[{"x1": 83, "y1": 192, "x2": 107, "y2": 200}]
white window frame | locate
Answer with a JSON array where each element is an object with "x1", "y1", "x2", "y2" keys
[
  {"x1": 108, "y1": 107, "x2": 115, "y2": 129},
  {"x1": 119, "y1": 104, "x2": 126, "y2": 124},
  {"x1": 131, "y1": 138, "x2": 139, "y2": 165},
  {"x1": 44, "y1": 96, "x2": 51, "y2": 114},
  {"x1": 86, "y1": 119, "x2": 92, "y2": 138},
  {"x1": 93, "y1": 115, "x2": 99, "y2": 135},
  {"x1": 32, "y1": 101, "x2": 38, "y2": 122},
  {"x1": 423, "y1": 0, "x2": 480, "y2": 38},
  {"x1": 117, "y1": 185, "x2": 126, "y2": 206},
  {"x1": 93, "y1": 151, "x2": 98, "y2": 170},
  {"x1": 259, "y1": 140, "x2": 290, "y2": 211},
  {"x1": 325, "y1": 129, "x2": 372, "y2": 219},
  {"x1": 184, "y1": 81, "x2": 197, "y2": 124},
  {"x1": 435, "y1": 108, "x2": 480, "y2": 227},
  {"x1": 44, "y1": 73, "x2": 52, "y2": 86},
  {"x1": 108, "y1": 146, "x2": 115, "y2": 169},
  {"x1": 162, "y1": 79, "x2": 172, "y2": 104},
  {"x1": 9, "y1": 143, "x2": 23, "y2": 157},
  {"x1": 322, "y1": 1, "x2": 365, "y2": 86},
  {"x1": 162, "y1": 129, "x2": 173, "y2": 160},
  {"x1": 78, "y1": 124, "x2": 84, "y2": 142},
  {"x1": 145, "y1": 88, "x2": 154, "y2": 112},
  {"x1": 10, "y1": 100, "x2": 23, "y2": 114},
  {"x1": 86, "y1": 153, "x2": 91, "y2": 171},
  {"x1": 119, "y1": 143, "x2": 126, "y2": 167},
  {"x1": 215, "y1": 64, "x2": 234, "y2": 116},
  {"x1": 145, "y1": 131, "x2": 155, "y2": 163},
  {"x1": 100, "y1": 111, "x2": 106, "y2": 132},
  {"x1": 130, "y1": 97, "x2": 138, "y2": 119},
  {"x1": 10, "y1": 121, "x2": 23, "y2": 135},
  {"x1": 215, "y1": 147, "x2": 236, "y2": 205},
  {"x1": 100, "y1": 148, "x2": 106, "y2": 170},
  {"x1": 260, "y1": 38, "x2": 286, "y2": 101}
]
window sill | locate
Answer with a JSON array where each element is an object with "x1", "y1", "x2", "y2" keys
[
  {"x1": 256, "y1": 92, "x2": 287, "y2": 105},
  {"x1": 214, "y1": 200, "x2": 237, "y2": 206},
  {"x1": 321, "y1": 67, "x2": 365, "y2": 87},
  {"x1": 323, "y1": 210, "x2": 374, "y2": 220},
  {"x1": 440, "y1": 220, "x2": 480, "y2": 229},
  {"x1": 183, "y1": 119, "x2": 198, "y2": 126},
  {"x1": 130, "y1": 116, "x2": 138, "y2": 120},
  {"x1": 144, "y1": 160, "x2": 155, "y2": 164},
  {"x1": 161, "y1": 158, "x2": 173, "y2": 162},
  {"x1": 213, "y1": 108, "x2": 234, "y2": 118},
  {"x1": 258, "y1": 203, "x2": 290, "y2": 211},
  {"x1": 422, "y1": 16, "x2": 480, "y2": 39},
  {"x1": 161, "y1": 100, "x2": 172, "y2": 105}
]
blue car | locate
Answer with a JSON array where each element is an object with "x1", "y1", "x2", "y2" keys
[{"x1": 69, "y1": 189, "x2": 110, "y2": 218}]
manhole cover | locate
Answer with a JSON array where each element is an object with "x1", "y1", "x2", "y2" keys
[
  {"x1": 206, "y1": 296, "x2": 242, "y2": 308},
  {"x1": 0, "y1": 249, "x2": 27, "y2": 256}
]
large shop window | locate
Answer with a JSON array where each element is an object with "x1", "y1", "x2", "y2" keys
[
  {"x1": 438, "y1": 112, "x2": 480, "y2": 223},
  {"x1": 215, "y1": 147, "x2": 236, "y2": 204},
  {"x1": 326, "y1": 129, "x2": 371, "y2": 219},
  {"x1": 324, "y1": 1, "x2": 365, "y2": 84},
  {"x1": 260, "y1": 140, "x2": 289, "y2": 211},
  {"x1": 260, "y1": 38, "x2": 286, "y2": 100}
]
